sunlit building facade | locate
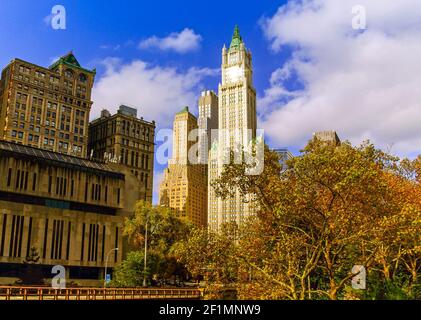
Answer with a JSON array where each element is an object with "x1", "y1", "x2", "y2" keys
[{"x1": 208, "y1": 26, "x2": 258, "y2": 232}]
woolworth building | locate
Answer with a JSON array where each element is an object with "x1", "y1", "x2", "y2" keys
[{"x1": 0, "y1": 52, "x2": 155, "y2": 285}]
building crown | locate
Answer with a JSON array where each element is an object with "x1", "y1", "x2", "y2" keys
[
  {"x1": 49, "y1": 51, "x2": 95, "y2": 74},
  {"x1": 230, "y1": 25, "x2": 243, "y2": 49}
]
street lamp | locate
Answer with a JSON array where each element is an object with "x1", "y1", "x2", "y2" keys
[
  {"x1": 143, "y1": 219, "x2": 148, "y2": 287},
  {"x1": 104, "y1": 247, "x2": 119, "y2": 288},
  {"x1": 143, "y1": 207, "x2": 162, "y2": 287}
]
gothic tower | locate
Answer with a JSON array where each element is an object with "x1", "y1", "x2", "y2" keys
[{"x1": 208, "y1": 26, "x2": 257, "y2": 231}]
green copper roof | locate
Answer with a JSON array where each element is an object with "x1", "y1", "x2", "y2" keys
[
  {"x1": 176, "y1": 106, "x2": 189, "y2": 115},
  {"x1": 230, "y1": 25, "x2": 243, "y2": 49},
  {"x1": 49, "y1": 51, "x2": 96, "y2": 74},
  {"x1": 62, "y1": 52, "x2": 81, "y2": 67}
]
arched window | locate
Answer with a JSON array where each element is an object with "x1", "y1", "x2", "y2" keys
[{"x1": 65, "y1": 69, "x2": 74, "y2": 78}]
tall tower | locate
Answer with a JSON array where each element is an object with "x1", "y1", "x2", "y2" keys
[
  {"x1": 159, "y1": 107, "x2": 208, "y2": 227},
  {"x1": 198, "y1": 90, "x2": 218, "y2": 164},
  {"x1": 208, "y1": 26, "x2": 257, "y2": 231},
  {"x1": 171, "y1": 106, "x2": 198, "y2": 165}
]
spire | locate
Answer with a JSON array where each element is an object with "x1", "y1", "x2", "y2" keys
[{"x1": 230, "y1": 25, "x2": 243, "y2": 49}]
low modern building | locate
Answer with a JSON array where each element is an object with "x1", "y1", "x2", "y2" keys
[{"x1": 0, "y1": 140, "x2": 140, "y2": 286}]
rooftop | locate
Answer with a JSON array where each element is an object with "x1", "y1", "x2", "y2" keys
[
  {"x1": 0, "y1": 140, "x2": 124, "y2": 180},
  {"x1": 176, "y1": 106, "x2": 190, "y2": 115},
  {"x1": 49, "y1": 51, "x2": 96, "y2": 74}
]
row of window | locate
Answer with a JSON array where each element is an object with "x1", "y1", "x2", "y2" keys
[
  {"x1": 18, "y1": 65, "x2": 88, "y2": 84},
  {"x1": 10, "y1": 130, "x2": 84, "y2": 145},
  {"x1": 120, "y1": 148, "x2": 150, "y2": 169},
  {"x1": 15, "y1": 82, "x2": 89, "y2": 108},
  {"x1": 0, "y1": 213, "x2": 120, "y2": 264}
]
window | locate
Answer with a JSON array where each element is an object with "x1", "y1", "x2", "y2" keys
[
  {"x1": 65, "y1": 69, "x2": 74, "y2": 78},
  {"x1": 70, "y1": 180, "x2": 74, "y2": 197},
  {"x1": 32, "y1": 173, "x2": 37, "y2": 191},
  {"x1": 79, "y1": 73, "x2": 87, "y2": 83},
  {"x1": 7, "y1": 168, "x2": 12, "y2": 187}
]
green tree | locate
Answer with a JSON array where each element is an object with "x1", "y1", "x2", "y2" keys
[{"x1": 113, "y1": 201, "x2": 191, "y2": 287}]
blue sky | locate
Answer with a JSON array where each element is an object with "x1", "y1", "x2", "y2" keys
[
  {"x1": 0, "y1": 0, "x2": 292, "y2": 202},
  {"x1": 2, "y1": 0, "x2": 421, "y2": 203},
  {"x1": 0, "y1": 0, "x2": 289, "y2": 97}
]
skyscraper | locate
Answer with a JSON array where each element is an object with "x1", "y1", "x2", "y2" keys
[
  {"x1": 159, "y1": 107, "x2": 208, "y2": 227},
  {"x1": 208, "y1": 26, "x2": 257, "y2": 231},
  {"x1": 198, "y1": 90, "x2": 219, "y2": 164}
]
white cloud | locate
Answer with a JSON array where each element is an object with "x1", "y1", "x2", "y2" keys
[
  {"x1": 139, "y1": 28, "x2": 202, "y2": 53},
  {"x1": 259, "y1": 0, "x2": 421, "y2": 156},
  {"x1": 91, "y1": 58, "x2": 218, "y2": 128}
]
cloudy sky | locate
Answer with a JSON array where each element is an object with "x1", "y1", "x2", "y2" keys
[{"x1": 1, "y1": 0, "x2": 421, "y2": 202}]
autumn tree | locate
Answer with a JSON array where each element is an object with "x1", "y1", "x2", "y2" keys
[
  {"x1": 178, "y1": 140, "x2": 421, "y2": 300},
  {"x1": 174, "y1": 222, "x2": 240, "y2": 299}
]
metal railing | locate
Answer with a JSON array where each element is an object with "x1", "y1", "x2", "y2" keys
[{"x1": 0, "y1": 286, "x2": 202, "y2": 301}]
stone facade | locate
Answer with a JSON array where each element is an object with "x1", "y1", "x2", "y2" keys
[
  {"x1": 0, "y1": 52, "x2": 95, "y2": 158},
  {"x1": 0, "y1": 54, "x2": 152, "y2": 286},
  {"x1": 0, "y1": 140, "x2": 141, "y2": 285},
  {"x1": 88, "y1": 105, "x2": 155, "y2": 203},
  {"x1": 159, "y1": 107, "x2": 208, "y2": 228}
]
